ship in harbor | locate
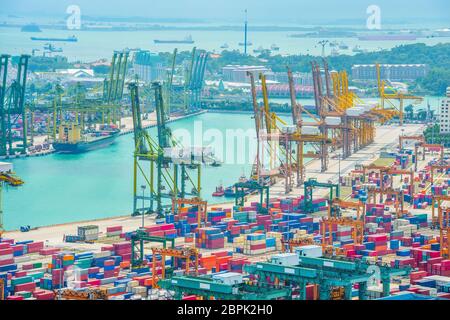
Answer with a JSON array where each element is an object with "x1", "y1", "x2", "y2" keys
[
  {"x1": 154, "y1": 35, "x2": 194, "y2": 44},
  {"x1": 52, "y1": 124, "x2": 120, "y2": 154},
  {"x1": 30, "y1": 35, "x2": 78, "y2": 42}
]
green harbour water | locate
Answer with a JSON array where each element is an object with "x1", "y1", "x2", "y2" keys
[{"x1": 4, "y1": 112, "x2": 293, "y2": 230}]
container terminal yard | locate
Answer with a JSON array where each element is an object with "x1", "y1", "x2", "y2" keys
[{"x1": 1, "y1": 5, "x2": 450, "y2": 306}]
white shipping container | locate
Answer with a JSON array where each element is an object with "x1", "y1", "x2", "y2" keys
[
  {"x1": 281, "y1": 125, "x2": 297, "y2": 134},
  {"x1": 325, "y1": 116, "x2": 341, "y2": 126},
  {"x1": 301, "y1": 126, "x2": 320, "y2": 135},
  {"x1": 271, "y1": 253, "x2": 298, "y2": 266},
  {"x1": 295, "y1": 245, "x2": 323, "y2": 258}
]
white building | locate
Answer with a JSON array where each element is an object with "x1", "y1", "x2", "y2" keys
[
  {"x1": 222, "y1": 65, "x2": 270, "y2": 83},
  {"x1": 439, "y1": 87, "x2": 450, "y2": 134}
]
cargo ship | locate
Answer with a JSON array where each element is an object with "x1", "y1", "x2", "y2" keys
[
  {"x1": 53, "y1": 124, "x2": 120, "y2": 154},
  {"x1": 154, "y1": 35, "x2": 194, "y2": 44},
  {"x1": 21, "y1": 24, "x2": 42, "y2": 32},
  {"x1": 31, "y1": 35, "x2": 78, "y2": 42}
]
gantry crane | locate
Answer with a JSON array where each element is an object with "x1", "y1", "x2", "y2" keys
[
  {"x1": 129, "y1": 81, "x2": 203, "y2": 218},
  {"x1": 399, "y1": 135, "x2": 424, "y2": 150},
  {"x1": 430, "y1": 164, "x2": 450, "y2": 184},
  {"x1": 416, "y1": 143, "x2": 444, "y2": 163},
  {"x1": 130, "y1": 229, "x2": 175, "y2": 268},
  {"x1": 172, "y1": 197, "x2": 207, "y2": 227},
  {"x1": 430, "y1": 195, "x2": 450, "y2": 257},
  {"x1": 329, "y1": 198, "x2": 365, "y2": 220},
  {"x1": 151, "y1": 247, "x2": 199, "y2": 288},
  {"x1": 234, "y1": 180, "x2": 270, "y2": 214},
  {"x1": 303, "y1": 178, "x2": 339, "y2": 213},
  {"x1": 321, "y1": 217, "x2": 364, "y2": 256},
  {"x1": 1, "y1": 54, "x2": 29, "y2": 156},
  {"x1": 376, "y1": 63, "x2": 423, "y2": 126},
  {"x1": 367, "y1": 187, "x2": 405, "y2": 218},
  {"x1": 159, "y1": 275, "x2": 292, "y2": 300},
  {"x1": 248, "y1": 71, "x2": 298, "y2": 193}
]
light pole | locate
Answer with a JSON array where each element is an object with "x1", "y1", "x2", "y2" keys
[
  {"x1": 141, "y1": 185, "x2": 146, "y2": 229},
  {"x1": 338, "y1": 153, "x2": 341, "y2": 185}
]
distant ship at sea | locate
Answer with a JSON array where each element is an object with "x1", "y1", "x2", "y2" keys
[
  {"x1": 31, "y1": 35, "x2": 78, "y2": 42},
  {"x1": 358, "y1": 34, "x2": 417, "y2": 41},
  {"x1": 154, "y1": 35, "x2": 194, "y2": 44},
  {"x1": 21, "y1": 24, "x2": 42, "y2": 32}
]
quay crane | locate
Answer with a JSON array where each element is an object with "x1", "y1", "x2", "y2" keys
[
  {"x1": 129, "y1": 81, "x2": 212, "y2": 219},
  {"x1": 1, "y1": 54, "x2": 29, "y2": 156}
]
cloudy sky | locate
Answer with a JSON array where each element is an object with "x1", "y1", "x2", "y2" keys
[{"x1": 3, "y1": 0, "x2": 450, "y2": 24}]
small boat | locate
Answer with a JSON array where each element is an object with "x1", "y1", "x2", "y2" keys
[
  {"x1": 220, "y1": 43, "x2": 229, "y2": 49},
  {"x1": 329, "y1": 40, "x2": 339, "y2": 47},
  {"x1": 270, "y1": 44, "x2": 280, "y2": 51},
  {"x1": 238, "y1": 172, "x2": 248, "y2": 183},
  {"x1": 338, "y1": 41, "x2": 349, "y2": 50},
  {"x1": 253, "y1": 46, "x2": 266, "y2": 54},
  {"x1": 352, "y1": 45, "x2": 365, "y2": 53},
  {"x1": 44, "y1": 43, "x2": 63, "y2": 52},
  {"x1": 211, "y1": 160, "x2": 221, "y2": 167},
  {"x1": 212, "y1": 185, "x2": 225, "y2": 197}
]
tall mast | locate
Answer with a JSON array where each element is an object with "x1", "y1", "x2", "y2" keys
[{"x1": 244, "y1": 9, "x2": 248, "y2": 55}]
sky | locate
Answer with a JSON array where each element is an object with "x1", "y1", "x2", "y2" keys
[{"x1": 3, "y1": 0, "x2": 450, "y2": 24}]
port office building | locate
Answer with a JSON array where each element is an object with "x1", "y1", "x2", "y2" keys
[
  {"x1": 222, "y1": 65, "x2": 313, "y2": 86},
  {"x1": 222, "y1": 65, "x2": 271, "y2": 83},
  {"x1": 352, "y1": 64, "x2": 428, "y2": 81}
]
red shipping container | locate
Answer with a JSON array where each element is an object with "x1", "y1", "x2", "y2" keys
[
  {"x1": 14, "y1": 282, "x2": 36, "y2": 292},
  {"x1": 0, "y1": 258, "x2": 14, "y2": 266},
  {"x1": 7, "y1": 295, "x2": 24, "y2": 300},
  {"x1": 0, "y1": 243, "x2": 11, "y2": 250}
]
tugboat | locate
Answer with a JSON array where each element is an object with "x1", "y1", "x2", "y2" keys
[{"x1": 212, "y1": 184, "x2": 225, "y2": 197}]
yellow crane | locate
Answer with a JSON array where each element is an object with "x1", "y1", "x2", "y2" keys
[{"x1": 376, "y1": 63, "x2": 423, "y2": 126}]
